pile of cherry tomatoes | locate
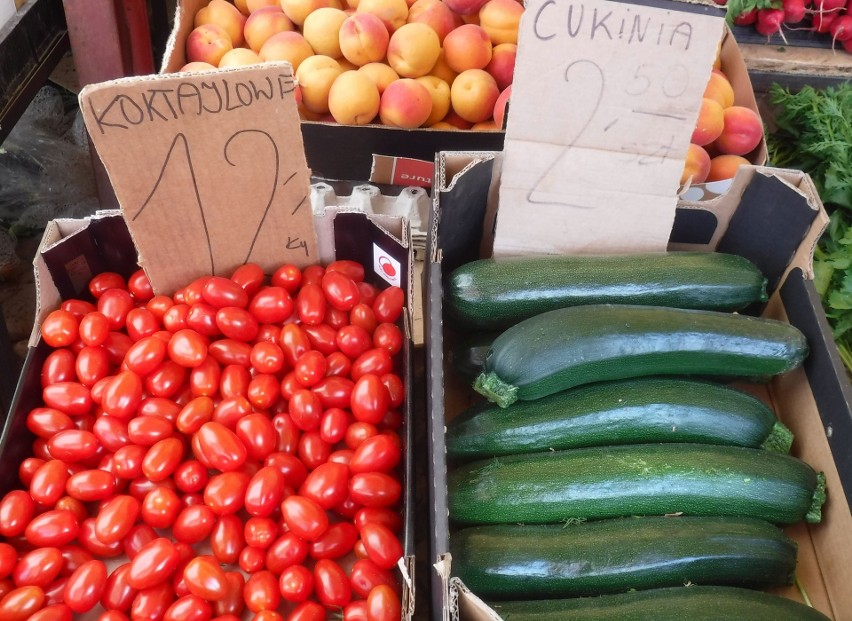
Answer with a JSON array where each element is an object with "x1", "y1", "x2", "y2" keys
[{"x1": 0, "y1": 259, "x2": 407, "y2": 621}]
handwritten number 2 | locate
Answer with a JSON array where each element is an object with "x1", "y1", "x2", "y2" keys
[{"x1": 528, "y1": 59, "x2": 605, "y2": 205}]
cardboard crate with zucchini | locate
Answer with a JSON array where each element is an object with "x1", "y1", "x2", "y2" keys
[
  {"x1": 425, "y1": 0, "x2": 852, "y2": 620},
  {"x1": 0, "y1": 63, "x2": 417, "y2": 620}
]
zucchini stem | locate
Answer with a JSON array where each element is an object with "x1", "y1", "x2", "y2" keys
[
  {"x1": 474, "y1": 372, "x2": 519, "y2": 408},
  {"x1": 760, "y1": 421, "x2": 795, "y2": 454},
  {"x1": 806, "y1": 472, "x2": 827, "y2": 524}
]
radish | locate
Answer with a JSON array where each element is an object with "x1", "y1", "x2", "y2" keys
[
  {"x1": 734, "y1": 8, "x2": 758, "y2": 25},
  {"x1": 812, "y1": 0, "x2": 846, "y2": 12},
  {"x1": 812, "y1": 9, "x2": 839, "y2": 31},
  {"x1": 830, "y1": 14, "x2": 852, "y2": 44},
  {"x1": 843, "y1": 32, "x2": 852, "y2": 51},
  {"x1": 756, "y1": 7, "x2": 787, "y2": 36},
  {"x1": 782, "y1": 0, "x2": 808, "y2": 23}
]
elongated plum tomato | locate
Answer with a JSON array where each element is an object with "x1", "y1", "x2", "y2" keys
[{"x1": 193, "y1": 422, "x2": 247, "y2": 472}]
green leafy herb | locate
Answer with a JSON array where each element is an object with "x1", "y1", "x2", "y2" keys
[
  {"x1": 767, "y1": 83, "x2": 852, "y2": 373},
  {"x1": 725, "y1": 0, "x2": 780, "y2": 23}
]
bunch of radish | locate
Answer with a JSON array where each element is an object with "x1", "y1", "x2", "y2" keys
[{"x1": 718, "y1": 0, "x2": 852, "y2": 53}]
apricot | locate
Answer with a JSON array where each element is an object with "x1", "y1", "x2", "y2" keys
[
  {"x1": 430, "y1": 121, "x2": 458, "y2": 129},
  {"x1": 478, "y1": 0, "x2": 523, "y2": 45},
  {"x1": 378, "y1": 78, "x2": 432, "y2": 127},
  {"x1": 703, "y1": 71, "x2": 735, "y2": 109},
  {"x1": 450, "y1": 68, "x2": 499, "y2": 123},
  {"x1": 303, "y1": 7, "x2": 349, "y2": 57},
  {"x1": 415, "y1": 75, "x2": 451, "y2": 126},
  {"x1": 680, "y1": 143, "x2": 711, "y2": 185},
  {"x1": 179, "y1": 61, "x2": 218, "y2": 72},
  {"x1": 442, "y1": 109, "x2": 473, "y2": 129},
  {"x1": 472, "y1": 120, "x2": 500, "y2": 130},
  {"x1": 247, "y1": 0, "x2": 281, "y2": 10},
  {"x1": 296, "y1": 55, "x2": 343, "y2": 114},
  {"x1": 714, "y1": 106, "x2": 763, "y2": 156},
  {"x1": 281, "y1": 0, "x2": 340, "y2": 26},
  {"x1": 691, "y1": 98, "x2": 725, "y2": 147},
  {"x1": 218, "y1": 47, "x2": 263, "y2": 67},
  {"x1": 407, "y1": 0, "x2": 462, "y2": 42},
  {"x1": 339, "y1": 13, "x2": 390, "y2": 66},
  {"x1": 329, "y1": 70, "x2": 381, "y2": 124},
  {"x1": 258, "y1": 31, "x2": 315, "y2": 72},
  {"x1": 485, "y1": 42, "x2": 515, "y2": 91},
  {"x1": 358, "y1": 62, "x2": 400, "y2": 93},
  {"x1": 356, "y1": 0, "x2": 410, "y2": 33},
  {"x1": 443, "y1": 0, "x2": 489, "y2": 15},
  {"x1": 194, "y1": 0, "x2": 247, "y2": 47},
  {"x1": 429, "y1": 49, "x2": 458, "y2": 86},
  {"x1": 707, "y1": 154, "x2": 750, "y2": 182},
  {"x1": 186, "y1": 24, "x2": 234, "y2": 66},
  {"x1": 244, "y1": 6, "x2": 294, "y2": 52},
  {"x1": 387, "y1": 22, "x2": 441, "y2": 77},
  {"x1": 443, "y1": 24, "x2": 492, "y2": 73},
  {"x1": 493, "y1": 84, "x2": 511, "y2": 128}
]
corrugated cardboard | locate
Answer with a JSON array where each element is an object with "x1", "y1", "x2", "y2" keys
[
  {"x1": 426, "y1": 152, "x2": 852, "y2": 621},
  {"x1": 496, "y1": 0, "x2": 724, "y2": 255}
]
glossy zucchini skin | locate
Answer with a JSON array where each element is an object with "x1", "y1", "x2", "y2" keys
[
  {"x1": 474, "y1": 304, "x2": 808, "y2": 408},
  {"x1": 489, "y1": 587, "x2": 830, "y2": 620},
  {"x1": 451, "y1": 517, "x2": 797, "y2": 599},
  {"x1": 448, "y1": 443, "x2": 825, "y2": 525},
  {"x1": 446, "y1": 378, "x2": 793, "y2": 459},
  {"x1": 446, "y1": 252, "x2": 768, "y2": 330}
]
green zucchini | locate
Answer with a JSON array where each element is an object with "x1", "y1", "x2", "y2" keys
[
  {"x1": 446, "y1": 252, "x2": 768, "y2": 330},
  {"x1": 474, "y1": 304, "x2": 808, "y2": 408},
  {"x1": 451, "y1": 516, "x2": 797, "y2": 599},
  {"x1": 490, "y1": 587, "x2": 830, "y2": 620},
  {"x1": 451, "y1": 332, "x2": 499, "y2": 380},
  {"x1": 448, "y1": 443, "x2": 825, "y2": 525},
  {"x1": 446, "y1": 378, "x2": 793, "y2": 459}
]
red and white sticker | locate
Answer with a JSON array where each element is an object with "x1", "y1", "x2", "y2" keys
[{"x1": 373, "y1": 243, "x2": 401, "y2": 287}]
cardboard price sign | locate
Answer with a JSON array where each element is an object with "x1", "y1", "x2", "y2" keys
[
  {"x1": 495, "y1": 0, "x2": 724, "y2": 256},
  {"x1": 79, "y1": 63, "x2": 317, "y2": 294}
]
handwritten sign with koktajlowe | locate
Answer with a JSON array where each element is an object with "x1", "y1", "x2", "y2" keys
[
  {"x1": 80, "y1": 63, "x2": 317, "y2": 295},
  {"x1": 494, "y1": 0, "x2": 724, "y2": 256}
]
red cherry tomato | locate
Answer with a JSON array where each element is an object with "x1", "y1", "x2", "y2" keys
[
  {"x1": 214, "y1": 571, "x2": 246, "y2": 618},
  {"x1": 168, "y1": 329, "x2": 208, "y2": 368},
  {"x1": 325, "y1": 351, "x2": 352, "y2": 378},
  {"x1": 61, "y1": 299, "x2": 97, "y2": 319},
  {"x1": 326, "y1": 260, "x2": 365, "y2": 282},
  {"x1": 0, "y1": 585, "x2": 46, "y2": 621},
  {"x1": 336, "y1": 325, "x2": 372, "y2": 359},
  {"x1": 288, "y1": 600, "x2": 326, "y2": 621},
  {"x1": 350, "y1": 304, "x2": 378, "y2": 333},
  {"x1": 89, "y1": 272, "x2": 126, "y2": 297},
  {"x1": 359, "y1": 523, "x2": 404, "y2": 570},
  {"x1": 172, "y1": 505, "x2": 216, "y2": 544},
  {"x1": 246, "y1": 374, "x2": 281, "y2": 411},
  {"x1": 103, "y1": 332, "x2": 134, "y2": 366},
  {"x1": 278, "y1": 565, "x2": 313, "y2": 603},
  {"x1": 13, "y1": 547, "x2": 63, "y2": 588},
  {"x1": 112, "y1": 444, "x2": 147, "y2": 479},
  {"x1": 130, "y1": 581, "x2": 175, "y2": 621},
  {"x1": 124, "y1": 336, "x2": 167, "y2": 376},
  {"x1": 304, "y1": 323, "x2": 339, "y2": 355},
  {"x1": 182, "y1": 277, "x2": 211, "y2": 306},
  {"x1": 296, "y1": 284, "x2": 326, "y2": 326},
  {"x1": 298, "y1": 432, "x2": 331, "y2": 470},
  {"x1": 174, "y1": 460, "x2": 209, "y2": 494},
  {"x1": 65, "y1": 469, "x2": 117, "y2": 501},
  {"x1": 249, "y1": 287, "x2": 294, "y2": 324},
  {"x1": 128, "y1": 538, "x2": 180, "y2": 590},
  {"x1": 101, "y1": 563, "x2": 136, "y2": 612},
  {"x1": 127, "y1": 269, "x2": 153, "y2": 300},
  {"x1": 18, "y1": 457, "x2": 45, "y2": 487},
  {"x1": 366, "y1": 584, "x2": 401, "y2": 621},
  {"x1": 328, "y1": 450, "x2": 354, "y2": 466},
  {"x1": 373, "y1": 323, "x2": 404, "y2": 355},
  {"x1": 128, "y1": 415, "x2": 173, "y2": 447},
  {"x1": 310, "y1": 522, "x2": 359, "y2": 560},
  {"x1": 27, "y1": 603, "x2": 74, "y2": 621},
  {"x1": 351, "y1": 348, "x2": 393, "y2": 380},
  {"x1": 350, "y1": 434, "x2": 402, "y2": 474},
  {"x1": 142, "y1": 437, "x2": 184, "y2": 482},
  {"x1": 344, "y1": 600, "x2": 369, "y2": 621},
  {"x1": 293, "y1": 351, "x2": 327, "y2": 387},
  {"x1": 145, "y1": 361, "x2": 189, "y2": 398},
  {"x1": 30, "y1": 459, "x2": 70, "y2": 506},
  {"x1": 264, "y1": 451, "x2": 307, "y2": 487},
  {"x1": 42, "y1": 382, "x2": 92, "y2": 416},
  {"x1": 164, "y1": 594, "x2": 212, "y2": 621},
  {"x1": 349, "y1": 473, "x2": 401, "y2": 508},
  {"x1": 41, "y1": 349, "x2": 76, "y2": 387},
  {"x1": 243, "y1": 570, "x2": 280, "y2": 613},
  {"x1": 373, "y1": 287, "x2": 404, "y2": 323},
  {"x1": 300, "y1": 462, "x2": 350, "y2": 510},
  {"x1": 216, "y1": 307, "x2": 259, "y2": 342},
  {"x1": 211, "y1": 515, "x2": 245, "y2": 565},
  {"x1": 239, "y1": 546, "x2": 266, "y2": 574},
  {"x1": 98, "y1": 289, "x2": 134, "y2": 330},
  {"x1": 244, "y1": 517, "x2": 278, "y2": 549},
  {"x1": 265, "y1": 532, "x2": 309, "y2": 574},
  {"x1": 312, "y1": 377, "x2": 354, "y2": 410},
  {"x1": 25, "y1": 510, "x2": 79, "y2": 547},
  {"x1": 79, "y1": 312, "x2": 111, "y2": 347},
  {"x1": 271, "y1": 264, "x2": 302, "y2": 292},
  {"x1": 357, "y1": 282, "x2": 379, "y2": 306},
  {"x1": 289, "y1": 390, "x2": 323, "y2": 432},
  {"x1": 280, "y1": 496, "x2": 329, "y2": 543},
  {"x1": 177, "y1": 397, "x2": 214, "y2": 435},
  {"x1": 319, "y1": 408, "x2": 350, "y2": 444},
  {"x1": 203, "y1": 277, "x2": 249, "y2": 309},
  {"x1": 250, "y1": 341, "x2": 285, "y2": 374},
  {"x1": 279, "y1": 324, "x2": 311, "y2": 367},
  {"x1": 193, "y1": 422, "x2": 248, "y2": 472},
  {"x1": 313, "y1": 559, "x2": 351, "y2": 608},
  {"x1": 95, "y1": 495, "x2": 140, "y2": 545},
  {"x1": 270, "y1": 412, "x2": 301, "y2": 455},
  {"x1": 381, "y1": 373, "x2": 405, "y2": 409},
  {"x1": 349, "y1": 559, "x2": 399, "y2": 599},
  {"x1": 41, "y1": 310, "x2": 79, "y2": 348},
  {"x1": 186, "y1": 303, "x2": 221, "y2": 337},
  {"x1": 203, "y1": 471, "x2": 250, "y2": 516},
  {"x1": 141, "y1": 486, "x2": 181, "y2": 529},
  {"x1": 245, "y1": 467, "x2": 286, "y2": 518},
  {"x1": 183, "y1": 556, "x2": 227, "y2": 601},
  {"x1": 208, "y1": 339, "x2": 252, "y2": 367},
  {"x1": 190, "y1": 355, "x2": 221, "y2": 397},
  {"x1": 350, "y1": 374, "x2": 390, "y2": 425},
  {"x1": 101, "y1": 371, "x2": 143, "y2": 419},
  {"x1": 322, "y1": 271, "x2": 360, "y2": 311},
  {"x1": 163, "y1": 304, "x2": 190, "y2": 332},
  {"x1": 230, "y1": 263, "x2": 264, "y2": 294},
  {"x1": 124, "y1": 524, "x2": 158, "y2": 560},
  {"x1": 63, "y1": 559, "x2": 107, "y2": 613},
  {"x1": 0, "y1": 490, "x2": 35, "y2": 537},
  {"x1": 353, "y1": 508, "x2": 403, "y2": 534},
  {"x1": 74, "y1": 346, "x2": 110, "y2": 387}
]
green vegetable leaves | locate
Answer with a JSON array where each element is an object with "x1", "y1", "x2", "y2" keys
[{"x1": 725, "y1": 0, "x2": 780, "y2": 23}]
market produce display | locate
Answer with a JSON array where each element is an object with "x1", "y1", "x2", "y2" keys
[
  {"x1": 766, "y1": 83, "x2": 852, "y2": 374},
  {"x1": 0, "y1": 261, "x2": 407, "y2": 620},
  {"x1": 444, "y1": 252, "x2": 826, "y2": 615},
  {"x1": 179, "y1": 0, "x2": 520, "y2": 129}
]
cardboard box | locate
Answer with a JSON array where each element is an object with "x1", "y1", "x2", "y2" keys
[
  {"x1": 159, "y1": 0, "x2": 504, "y2": 183},
  {"x1": 425, "y1": 153, "x2": 852, "y2": 621}
]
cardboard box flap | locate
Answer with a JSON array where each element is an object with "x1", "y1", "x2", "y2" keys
[{"x1": 160, "y1": 0, "x2": 207, "y2": 73}]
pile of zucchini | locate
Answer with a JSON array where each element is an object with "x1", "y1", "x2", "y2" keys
[{"x1": 444, "y1": 252, "x2": 829, "y2": 621}]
